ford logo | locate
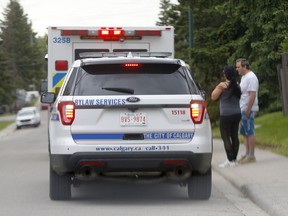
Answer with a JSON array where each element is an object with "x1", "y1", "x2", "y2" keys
[{"x1": 126, "y1": 97, "x2": 140, "y2": 103}]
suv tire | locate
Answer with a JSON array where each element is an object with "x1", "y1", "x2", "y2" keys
[
  {"x1": 187, "y1": 168, "x2": 211, "y2": 200},
  {"x1": 49, "y1": 165, "x2": 72, "y2": 200}
]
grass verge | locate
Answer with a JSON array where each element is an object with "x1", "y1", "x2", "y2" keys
[
  {"x1": 0, "y1": 121, "x2": 14, "y2": 131},
  {"x1": 212, "y1": 112, "x2": 288, "y2": 157}
]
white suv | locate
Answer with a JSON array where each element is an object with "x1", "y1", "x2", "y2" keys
[
  {"x1": 16, "y1": 106, "x2": 41, "y2": 129},
  {"x1": 41, "y1": 53, "x2": 213, "y2": 200}
]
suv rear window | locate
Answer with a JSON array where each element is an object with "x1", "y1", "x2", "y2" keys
[{"x1": 67, "y1": 63, "x2": 198, "y2": 95}]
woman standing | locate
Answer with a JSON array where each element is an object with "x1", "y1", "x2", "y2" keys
[{"x1": 211, "y1": 66, "x2": 241, "y2": 167}]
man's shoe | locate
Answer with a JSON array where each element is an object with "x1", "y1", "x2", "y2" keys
[
  {"x1": 239, "y1": 156, "x2": 256, "y2": 164},
  {"x1": 238, "y1": 155, "x2": 247, "y2": 163}
]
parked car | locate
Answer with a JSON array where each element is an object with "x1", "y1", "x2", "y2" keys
[{"x1": 16, "y1": 106, "x2": 41, "y2": 129}]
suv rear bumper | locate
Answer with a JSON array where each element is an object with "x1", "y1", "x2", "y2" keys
[{"x1": 50, "y1": 151, "x2": 212, "y2": 176}]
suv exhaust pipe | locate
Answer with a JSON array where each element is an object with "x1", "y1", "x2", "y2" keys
[
  {"x1": 166, "y1": 166, "x2": 191, "y2": 181},
  {"x1": 75, "y1": 166, "x2": 98, "y2": 180}
]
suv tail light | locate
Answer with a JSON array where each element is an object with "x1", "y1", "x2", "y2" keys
[
  {"x1": 58, "y1": 101, "x2": 75, "y2": 125},
  {"x1": 190, "y1": 100, "x2": 205, "y2": 124}
]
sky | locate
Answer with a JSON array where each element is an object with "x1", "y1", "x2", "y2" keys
[{"x1": 0, "y1": 0, "x2": 178, "y2": 37}]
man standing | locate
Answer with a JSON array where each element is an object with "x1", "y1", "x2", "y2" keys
[{"x1": 236, "y1": 58, "x2": 259, "y2": 164}]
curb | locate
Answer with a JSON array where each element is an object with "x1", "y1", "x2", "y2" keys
[
  {"x1": 213, "y1": 164, "x2": 288, "y2": 216},
  {"x1": 0, "y1": 122, "x2": 16, "y2": 140}
]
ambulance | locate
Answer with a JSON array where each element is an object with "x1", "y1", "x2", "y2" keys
[{"x1": 46, "y1": 26, "x2": 174, "y2": 93}]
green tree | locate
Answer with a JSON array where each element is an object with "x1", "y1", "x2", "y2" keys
[
  {"x1": 35, "y1": 34, "x2": 48, "y2": 82},
  {"x1": 224, "y1": 0, "x2": 288, "y2": 113},
  {"x1": 156, "y1": 0, "x2": 190, "y2": 62},
  {"x1": 160, "y1": 0, "x2": 288, "y2": 123},
  {"x1": 0, "y1": 47, "x2": 14, "y2": 105},
  {"x1": 0, "y1": 0, "x2": 45, "y2": 98},
  {"x1": 163, "y1": 0, "x2": 232, "y2": 123},
  {"x1": 157, "y1": 0, "x2": 176, "y2": 26}
]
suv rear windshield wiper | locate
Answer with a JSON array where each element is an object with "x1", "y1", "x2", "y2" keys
[{"x1": 102, "y1": 87, "x2": 134, "y2": 94}]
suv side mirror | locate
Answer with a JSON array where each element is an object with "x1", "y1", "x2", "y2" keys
[{"x1": 41, "y1": 92, "x2": 56, "y2": 104}]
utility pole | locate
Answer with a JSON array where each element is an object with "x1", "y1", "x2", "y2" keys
[
  {"x1": 281, "y1": 53, "x2": 288, "y2": 116},
  {"x1": 188, "y1": 6, "x2": 194, "y2": 50},
  {"x1": 188, "y1": 6, "x2": 194, "y2": 75}
]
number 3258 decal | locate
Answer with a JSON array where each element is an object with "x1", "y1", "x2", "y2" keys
[{"x1": 53, "y1": 37, "x2": 70, "y2": 43}]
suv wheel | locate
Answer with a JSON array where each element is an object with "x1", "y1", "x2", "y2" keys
[
  {"x1": 187, "y1": 168, "x2": 211, "y2": 200},
  {"x1": 49, "y1": 165, "x2": 72, "y2": 200}
]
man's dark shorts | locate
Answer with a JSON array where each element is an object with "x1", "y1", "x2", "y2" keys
[{"x1": 240, "y1": 111, "x2": 256, "y2": 136}]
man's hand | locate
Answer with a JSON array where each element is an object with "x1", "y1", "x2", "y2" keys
[{"x1": 246, "y1": 91, "x2": 257, "y2": 117}]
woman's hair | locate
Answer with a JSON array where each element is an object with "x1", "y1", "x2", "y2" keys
[{"x1": 223, "y1": 65, "x2": 241, "y2": 98}]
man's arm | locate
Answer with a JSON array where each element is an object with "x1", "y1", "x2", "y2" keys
[{"x1": 246, "y1": 91, "x2": 256, "y2": 117}]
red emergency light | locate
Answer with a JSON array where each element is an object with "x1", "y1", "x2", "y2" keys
[
  {"x1": 61, "y1": 30, "x2": 88, "y2": 36},
  {"x1": 99, "y1": 29, "x2": 124, "y2": 37},
  {"x1": 55, "y1": 60, "x2": 68, "y2": 71},
  {"x1": 60, "y1": 28, "x2": 163, "y2": 41},
  {"x1": 135, "y1": 30, "x2": 161, "y2": 36}
]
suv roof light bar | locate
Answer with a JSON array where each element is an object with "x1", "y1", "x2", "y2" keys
[
  {"x1": 78, "y1": 52, "x2": 172, "y2": 59},
  {"x1": 132, "y1": 52, "x2": 172, "y2": 58},
  {"x1": 79, "y1": 52, "x2": 127, "y2": 58}
]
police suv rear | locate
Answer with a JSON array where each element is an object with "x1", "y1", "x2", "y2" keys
[{"x1": 42, "y1": 52, "x2": 213, "y2": 200}]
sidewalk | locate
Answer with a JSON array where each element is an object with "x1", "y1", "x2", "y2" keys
[{"x1": 213, "y1": 139, "x2": 288, "y2": 216}]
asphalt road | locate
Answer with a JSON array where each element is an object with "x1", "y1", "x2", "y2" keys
[{"x1": 0, "y1": 110, "x2": 269, "y2": 216}]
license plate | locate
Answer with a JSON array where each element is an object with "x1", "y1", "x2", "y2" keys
[{"x1": 120, "y1": 113, "x2": 147, "y2": 126}]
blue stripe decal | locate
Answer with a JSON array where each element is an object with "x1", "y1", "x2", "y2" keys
[
  {"x1": 50, "y1": 114, "x2": 59, "y2": 121},
  {"x1": 72, "y1": 132, "x2": 194, "y2": 140},
  {"x1": 72, "y1": 133, "x2": 124, "y2": 140}
]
